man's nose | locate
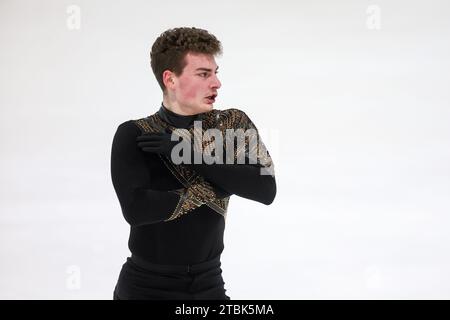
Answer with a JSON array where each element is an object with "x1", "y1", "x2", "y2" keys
[{"x1": 210, "y1": 75, "x2": 221, "y2": 89}]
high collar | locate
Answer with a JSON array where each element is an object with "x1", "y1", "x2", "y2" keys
[{"x1": 158, "y1": 102, "x2": 205, "y2": 129}]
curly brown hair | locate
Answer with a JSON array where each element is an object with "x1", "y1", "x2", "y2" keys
[{"x1": 150, "y1": 27, "x2": 223, "y2": 94}]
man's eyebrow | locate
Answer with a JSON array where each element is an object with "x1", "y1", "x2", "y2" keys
[{"x1": 195, "y1": 66, "x2": 219, "y2": 72}]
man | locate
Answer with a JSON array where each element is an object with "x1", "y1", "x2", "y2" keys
[{"x1": 110, "y1": 27, "x2": 276, "y2": 300}]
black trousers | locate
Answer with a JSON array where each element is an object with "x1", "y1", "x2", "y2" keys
[{"x1": 113, "y1": 254, "x2": 230, "y2": 300}]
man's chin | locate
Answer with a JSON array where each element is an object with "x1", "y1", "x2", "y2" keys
[
  {"x1": 200, "y1": 103, "x2": 214, "y2": 112},
  {"x1": 188, "y1": 102, "x2": 214, "y2": 115}
]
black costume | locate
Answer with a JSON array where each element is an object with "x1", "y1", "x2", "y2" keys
[{"x1": 110, "y1": 103, "x2": 276, "y2": 300}]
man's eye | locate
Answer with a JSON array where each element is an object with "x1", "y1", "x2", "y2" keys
[{"x1": 199, "y1": 71, "x2": 218, "y2": 78}]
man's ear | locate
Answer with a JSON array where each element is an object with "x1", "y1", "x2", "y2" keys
[{"x1": 163, "y1": 70, "x2": 175, "y2": 90}]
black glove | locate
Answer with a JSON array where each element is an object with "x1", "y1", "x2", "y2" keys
[
  {"x1": 136, "y1": 129, "x2": 233, "y2": 199},
  {"x1": 136, "y1": 128, "x2": 180, "y2": 158},
  {"x1": 136, "y1": 128, "x2": 200, "y2": 163}
]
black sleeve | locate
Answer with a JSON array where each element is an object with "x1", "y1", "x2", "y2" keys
[
  {"x1": 186, "y1": 155, "x2": 277, "y2": 205},
  {"x1": 185, "y1": 109, "x2": 277, "y2": 205},
  {"x1": 110, "y1": 121, "x2": 181, "y2": 226}
]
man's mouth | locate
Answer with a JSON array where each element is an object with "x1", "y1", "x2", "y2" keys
[{"x1": 205, "y1": 94, "x2": 217, "y2": 103}]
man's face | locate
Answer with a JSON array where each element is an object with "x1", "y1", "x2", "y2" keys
[{"x1": 168, "y1": 52, "x2": 221, "y2": 114}]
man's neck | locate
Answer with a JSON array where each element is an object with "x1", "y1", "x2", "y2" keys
[{"x1": 162, "y1": 96, "x2": 196, "y2": 116}]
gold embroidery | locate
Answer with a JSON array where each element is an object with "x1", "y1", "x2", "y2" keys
[{"x1": 133, "y1": 108, "x2": 274, "y2": 222}]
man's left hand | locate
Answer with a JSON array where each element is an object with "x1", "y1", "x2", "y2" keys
[{"x1": 136, "y1": 128, "x2": 179, "y2": 158}]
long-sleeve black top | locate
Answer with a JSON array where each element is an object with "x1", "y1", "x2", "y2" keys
[{"x1": 110, "y1": 103, "x2": 276, "y2": 265}]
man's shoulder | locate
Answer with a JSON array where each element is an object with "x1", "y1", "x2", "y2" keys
[
  {"x1": 216, "y1": 107, "x2": 255, "y2": 126},
  {"x1": 218, "y1": 107, "x2": 244, "y2": 113},
  {"x1": 216, "y1": 107, "x2": 249, "y2": 119},
  {"x1": 114, "y1": 119, "x2": 143, "y2": 138},
  {"x1": 116, "y1": 114, "x2": 156, "y2": 129},
  {"x1": 116, "y1": 119, "x2": 137, "y2": 130}
]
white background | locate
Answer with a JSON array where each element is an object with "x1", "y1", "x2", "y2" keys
[{"x1": 1, "y1": 0, "x2": 450, "y2": 299}]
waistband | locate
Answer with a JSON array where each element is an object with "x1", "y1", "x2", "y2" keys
[{"x1": 130, "y1": 254, "x2": 222, "y2": 275}]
